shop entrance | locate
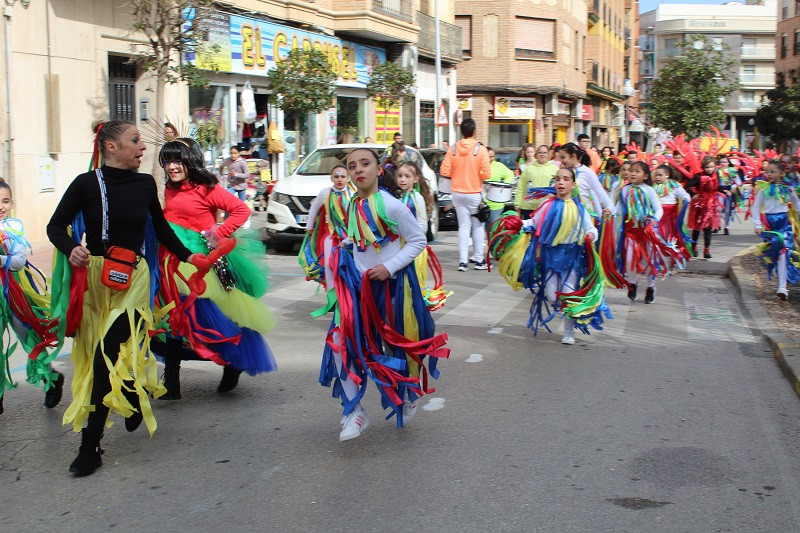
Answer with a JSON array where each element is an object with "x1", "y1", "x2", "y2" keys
[{"x1": 337, "y1": 96, "x2": 366, "y2": 143}]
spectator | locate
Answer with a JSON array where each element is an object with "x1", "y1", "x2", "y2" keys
[
  {"x1": 577, "y1": 133, "x2": 602, "y2": 173},
  {"x1": 440, "y1": 118, "x2": 491, "y2": 271}
]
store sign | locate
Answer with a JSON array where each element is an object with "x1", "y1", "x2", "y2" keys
[
  {"x1": 493, "y1": 97, "x2": 536, "y2": 120},
  {"x1": 191, "y1": 13, "x2": 386, "y2": 89},
  {"x1": 374, "y1": 103, "x2": 400, "y2": 144},
  {"x1": 581, "y1": 104, "x2": 594, "y2": 121},
  {"x1": 457, "y1": 97, "x2": 473, "y2": 111}
]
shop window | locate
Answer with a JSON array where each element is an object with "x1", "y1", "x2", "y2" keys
[
  {"x1": 489, "y1": 123, "x2": 527, "y2": 149},
  {"x1": 420, "y1": 101, "x2": 435, "y2": 148},
  {"x1": 515, "y1": 17, "x2": 554, "y2": 59},
  {"x1": 190, "y1": 84, "x2": 231, "y2": 164},
  {"x1": 108, "y1": 55, "x2": 136, "y2": 122}
]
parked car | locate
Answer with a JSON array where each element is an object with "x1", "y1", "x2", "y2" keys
[
  {"x1": 266, "y1": 144, "x2": 440, "y2": 253},
  {"x1": 419, "y1": 148, "x2": 456, "y2": 229}
]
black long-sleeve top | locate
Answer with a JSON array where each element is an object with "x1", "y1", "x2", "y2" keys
[{"x1": 47, "y1": 165, "x2": 192, "y2": 261}]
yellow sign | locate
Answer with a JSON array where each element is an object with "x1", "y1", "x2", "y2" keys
[{"x1": 374, "y1": 102, "x2": 400, "y2": 144}]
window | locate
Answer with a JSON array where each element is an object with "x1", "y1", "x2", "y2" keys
[
  {"x1": 108, "y1": 55, "x2": 136, "y2": 122},
  {"x1": 515, "y1": 17, "x2": 555, "y2": 59},
  {"x1": 795, "y1": 30, "x2": 800, "y2": 55},
  {"x1": 783, "y1": 0, "x2": 789, "y2": 19},
  {"x1": 791, "y1": 70, "x2": 798, "y2": 84},
  {"x1": 455, "y1": 16, "x2": 471, "y2": 56},
  {"x1": 796, "y1": 0, "x2": 800, "y2": 16},
  {"x1": 665, "y1": 37, "x2": 679, "y2": 54},
  {"x1": 712, "y1": 37, "x2": 723, "y2": 51},
  {"x1": 782, "y1": 34, "x2": 788, "y2": 58},
  {"x1": 574, "y1": 30, "x2": 580, "y2": 67},
  {"x1": 740, "y1": 91, "x2": 755, "y2": 104}
]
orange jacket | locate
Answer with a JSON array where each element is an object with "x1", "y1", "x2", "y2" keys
[
  {"x1": 440, "y1": 138, "x2": 491, "y2": 193},
  {"x1": 588, "y1": 148, "x2": 602, "y2": 173}
]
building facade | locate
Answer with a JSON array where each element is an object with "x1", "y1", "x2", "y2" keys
[
  {"x1": 0, "y1": 0, "x2": 460, "y2": 245},
  {"x1": 639, "y1": 0, "x2": 777, "y2": 151},
  {"x1": 454, "y1": 0, "x2": 588, "y2": 150},
  {"x1": 776, "y1": 0, "x2": 800, "y2": 84}
]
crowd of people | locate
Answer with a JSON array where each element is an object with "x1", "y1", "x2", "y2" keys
[{"x1": 1, "y1": 117, "x2": 799, "y2": 478}]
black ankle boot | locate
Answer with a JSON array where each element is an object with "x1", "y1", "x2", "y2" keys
[
  {"x1": 644, "y1": 287, "x2": 655, "y2": 304},
  {"x1": 122, "y1": 382, "x2": 143, "y2": 432},
  {"x1": 69, "y1": 428, "x2": 103, "y2": 476},
  {"x1": 44, "y1": 371, "x2": 65, "y2": 409},
  {"x1": 0, "y1": 394, "x2": 4, "y2": 415},
  {"x1": 627, "y1": 283, "x2": 638, "y2": 301},
  {"x1": 160, "y1": 360, "x2": 182, "y2": 400},
  {"x1": 217, "y1": 365, "x2": 242, "y2": 394}
]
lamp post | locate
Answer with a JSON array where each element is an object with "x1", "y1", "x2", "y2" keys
[{"x1": 622, "y1": 79, "x2": 636, "y2": 150}]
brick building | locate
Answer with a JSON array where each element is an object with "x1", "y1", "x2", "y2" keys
[
  {"x1": 776, "y1": 0, "x2": 800, "y2": 84},
  {"x1": 454, "y1": 1, "x2": 587, "y2": 149}
]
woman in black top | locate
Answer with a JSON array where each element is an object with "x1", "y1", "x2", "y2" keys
[{"x1": 47, "y1": 120, "x2": 204, "y2": 476}]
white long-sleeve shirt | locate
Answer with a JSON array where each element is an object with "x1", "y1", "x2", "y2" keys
[
  {"x1": 752, "y1": 187, "x2": 800, "y2": 230},
  {"x1": 616, "y1": 184, "x2": 663, "y2": 222},
  {"x1": 352, "y1": 189, "x2": 427, "y2": 276},
  {"x1": 521, "y1": 200, "x2": 598, "y2": 243},
  {"x1": 407, "y1": 190, "x2": 428, "y2": 233},
  {"x1": 0, "y1": 218, "x2": 27, "y2": 271},
  {"x1": 656, "y1": 182, "x2": 691, "y2": 206},
  {"x1": 305, "y1": 185, "x2": 350, "y2": 231},
  {"x1": 575, "y1": 164, "x2": 614, "y2": 216}
]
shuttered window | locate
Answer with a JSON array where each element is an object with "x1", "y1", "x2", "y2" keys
[
  {"x1": 455, "y1": 16, "x2": 471, "y2": 55},
  {"x1": 515, "y1": 17, "x2": 555, "y2": 59}
]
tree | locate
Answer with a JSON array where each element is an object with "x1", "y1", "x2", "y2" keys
[
  {"x1": 650, "y1": 36, "x2": 739, "y2": 138},
  {"x1": 267, "y1": 48, "x2": 337, "y2": 162},
  {"x1": 755, "y1": 80, "x2": 800, "y2": 152},
  {"x1": 129, "y1": 0, "x2": 219, "y2": 180},
  {"x1": 366, "y1": 61, "x2": 416, "y2": 144}
]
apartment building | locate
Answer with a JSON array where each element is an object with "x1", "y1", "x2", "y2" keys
[
  {"x1": 454, "y1": 1, "x2": 587, "y2": 149},
  {"x1": 582, "y1": 0, "x2": 636, "y2": 149},
  {"x1": 0, "y1": 0, "x2": 460, "y2": 244},
  {"x1": 776, "y1": 0, "x2": 800, "y2": 84},
  {"x1": 639, "y1": 0, "x2": 777, "y2": 151}
]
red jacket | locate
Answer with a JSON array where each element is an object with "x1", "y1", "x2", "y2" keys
[{"x1": 164, "y1": 181, "x2": 250, "y2": 237}]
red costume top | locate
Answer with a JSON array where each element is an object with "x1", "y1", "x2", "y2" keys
[
  {"x1": 685, "y1": 172, "x2": 720, "y2": 231},
  {"x1": 164, "y1": 181, "x2": 250, "y2": 237}
]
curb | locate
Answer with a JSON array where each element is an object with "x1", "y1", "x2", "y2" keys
[{"x1": 728, "y1": 245, "x2": 800, "y2": 398}]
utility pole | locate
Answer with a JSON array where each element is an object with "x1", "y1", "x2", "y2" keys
[{"x1": 434, "y1": 0, "x2": 442, "y2": 147}]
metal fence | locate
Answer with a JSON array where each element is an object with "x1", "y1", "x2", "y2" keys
[
  {"x1": 372, "y1": 0, "x2": 414, "y2": 23},
  {"x1": 417, "y1": 12, "x2": 463, "y2": 58}
]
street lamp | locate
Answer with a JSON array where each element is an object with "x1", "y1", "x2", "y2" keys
[{"x1": 622, "y1": 79, "x2": 636, "y2": 149}]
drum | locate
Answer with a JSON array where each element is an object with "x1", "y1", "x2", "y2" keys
[
  {"x1": 485, "y1": 182, "x2": 513, "y2": 203},
  {"x1": 438, "y1": 176, "x2": 452, "y2": 194}
]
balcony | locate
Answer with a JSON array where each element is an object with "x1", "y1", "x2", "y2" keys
[
  {"x1": 740, "y1": 46, "x2": 776, "y2": 60},
  {"x1": 740, "y1": 73, "x2": 774, "y2": 87},
  {"x1": 417, "y1": 12, "x2": 463, "y2": 61},
  {"x1": 738, "y1": 99, "x2": 758, "y2": 111},
  {"x1": 372, "y1": 0, "x2": 414, "y2": 23}
]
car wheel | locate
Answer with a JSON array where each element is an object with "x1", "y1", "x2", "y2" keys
[
  {"x1": 273, "y1": 241, "x2": 295, "y2": 254},
  {"x1": 427, "y1": 203, "x2": 439, "y2": 242}
]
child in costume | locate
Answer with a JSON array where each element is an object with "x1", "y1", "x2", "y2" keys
[
  {"x1": 653, "y1": 164, "x2": 692, "y2": 263},
  {"x1": 320, "y1": 148, "x2": 449, "y2": 442},
  {"x1": 155, "y1": 138, "x2": 276, "y2": 399},
  {"x1": 489, "y1": 167, "x2": 609, "y2": 345},
  {"x1": 0, "y1": 179, "x2": 64, "y2": 415},
  {"x1": 599, "y1": 157, "x2": 621, "y2": 194},
  {"x1": 301, "y1": 164, "x2": 353, "y2": 292},
  {"x1": 716, "y1": 154, "x2": 742, "y2": 235},
  {"x1": 752, "y1": 160, "x2": 800, "y2": 300},
  {"x1": 395, "y1": 161, "x2": 450, "y2": 311},
  {"x1": 557, "y1": 143, "x2": 614, "y2": 219},
  {"x1": 47, "y1": 120, "x2": 208, "y2": 476},
  {"x1": 615, "y1": 162, "x2": 684, "y2": 304},
  {"x1": 684, "y1": 156, "x2": 720, "y2": 259}
]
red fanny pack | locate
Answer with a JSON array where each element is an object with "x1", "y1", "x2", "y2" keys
[{"x1": 100, "y1": 246, "x2": 139, "y2": 291}]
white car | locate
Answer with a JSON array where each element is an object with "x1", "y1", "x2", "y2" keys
[{"x1": 266, "y1": 144, "x2": 440, "y2": 253}]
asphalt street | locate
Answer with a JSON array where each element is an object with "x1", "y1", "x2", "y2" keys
[{"x1": 3, "y1": 220, "x2": 800, "y2": 532}]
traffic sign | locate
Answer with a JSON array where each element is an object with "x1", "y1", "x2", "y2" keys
[
  {"x1": 436, "y1": 102, "x2": 448, "y2": 126},
  {"x1": 454, "y1": 108, "x2": 464, "y2": 125}
]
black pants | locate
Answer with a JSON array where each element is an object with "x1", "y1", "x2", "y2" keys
[
  {"x1": 86, "y1": 313, "x2": 136, "y2": 432},
  {"x1": 520, "y1": 209, "x2": 534, "y2": 220},
  {"x1": 692, "y1": 228, "x2": 712, "y2": 250}
]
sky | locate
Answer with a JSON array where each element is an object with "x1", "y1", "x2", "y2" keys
[{"x1": 639, "y1": 0, "x2": 732, "y2": 13}]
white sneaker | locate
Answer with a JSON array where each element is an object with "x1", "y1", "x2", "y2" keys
[
  {"x1": 402, "y1": 400, "x2": 418, "y2": 425},
  {"x1": 778, "y1": 288, "x2": 789, "y2": 301},
  {"x1": 561, "y1": 333, "x2": 575, "y2": 345},
  {"x1": 339, "y1": 408, "x2": 370, "y2": 441}
]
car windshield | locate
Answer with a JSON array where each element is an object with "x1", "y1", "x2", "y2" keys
[
  {"x1": 494, "y1": 153, "x2": 518, "y2": 172},
  {"x1": 422, "y1": 151, "x2": 445, "y2": 173},
  {"x1": 296, "y1": 147, "x2": 387, "y2": 175}
]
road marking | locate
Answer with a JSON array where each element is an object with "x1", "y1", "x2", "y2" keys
[
  {"x1": 267, "y1": 279, "x2": 326, "y2": 310},
  {"x1": 465, "y1": 353, "x2": 483, "y2": 363},
  {"x1": 435, "y1": 282, "x2": 528, "y2": 327},
  {"x1": 487, "y1": 327, "x2": 503, "y2": 334},
  {"x1": 684, "y1": 292, "x2": 758, "y2": 343},
  {"x1": 423, "y1": 397, "x2": 445, "y2": 411}
]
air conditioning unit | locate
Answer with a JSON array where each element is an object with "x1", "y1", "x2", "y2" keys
[{"x1": 544, "y1": 94, "x2": 558, "y2": 115}]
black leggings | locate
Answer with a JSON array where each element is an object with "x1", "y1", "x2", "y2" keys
[
  {"x1": 86, "y1": 313, "x2": 136, "y2": 432},
  {"x1": 692, "y1": 228, "x2": 712, "y2": 250}
]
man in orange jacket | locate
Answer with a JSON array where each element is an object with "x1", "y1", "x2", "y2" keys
[{"x1": 440, "y1": 118, "x2": 491, "y2": 271}]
